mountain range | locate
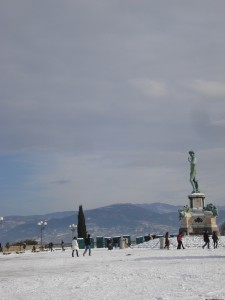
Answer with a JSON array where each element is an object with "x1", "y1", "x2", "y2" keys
[{"x1": 1, "y1": 203, "x2": 225, "y2": 244}]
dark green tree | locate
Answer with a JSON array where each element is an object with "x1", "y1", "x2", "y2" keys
[{"x1": 77, "y1": 205, "x2": 87, "y2": 239}]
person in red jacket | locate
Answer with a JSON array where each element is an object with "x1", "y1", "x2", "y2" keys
[{"x1": 177, "y1": 234, "x2": 185, "y2": 249}]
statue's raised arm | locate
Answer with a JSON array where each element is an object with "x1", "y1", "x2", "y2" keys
[{"x1": 188, "y1": 150, "x2": 200, "y2": 193}]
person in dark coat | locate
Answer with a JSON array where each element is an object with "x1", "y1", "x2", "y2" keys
[
  {"x1": 107, "y1": 239, "x2": 113, "y2": 250},
  {"x1": 202, "y1": 231, "x2": 210, "y2": 249},
  {"x1": 212, "y1": 231, "x2": 219, "y2": 249},
  {"x1": 49, "y1": 242, "x2": 54, "y2": 252},
  {"x1": 164, "y1": 232, "x2": 170, "y2": 250},
  {"x1": 6, "y1": 242, "x2": 10, "y2": 251},
  {"x1": 177, "y1": 234, "x2": 185, "y2": 249},
  {"x1": 83, "y1": 234, "x2": 91, "y2": 256},
  {"x1": 61, "y1": 240, "x2": 65, "y2": 251}
]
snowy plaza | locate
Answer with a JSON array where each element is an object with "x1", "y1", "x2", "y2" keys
[{"x1": 1, "y1": 236, "x2": 225, "y2": 300}]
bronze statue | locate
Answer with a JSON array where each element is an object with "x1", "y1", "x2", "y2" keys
[{"x1": 188, "y1": 151, "x2": 200, "y2": 193}]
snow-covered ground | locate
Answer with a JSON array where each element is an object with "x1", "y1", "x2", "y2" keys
[{"x1": 1, "y1": 236, "x2": 225, "y2": 300}]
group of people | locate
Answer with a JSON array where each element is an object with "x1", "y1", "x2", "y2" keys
[
  {"x1": 1, "y1": 231, "x2": 220, "y2": 255},
  {"x1": 202, "y1": 231, "x2": 219, "y2": 249},
  {"x1": 71, "y1": 234, "x2": 92, "y2": 258},
  {"x1": 163, "y1": 232, "x2": 185, "y2": 250},
  {"x1": 163, "y1": 231, "x2": 219, "y2": 250},
  {"x1": 0, "y1": 242, "x2": 10, "y2": 252},
  {"x1": 49, "y1": 242, "x2": 54, "y2": 252}
]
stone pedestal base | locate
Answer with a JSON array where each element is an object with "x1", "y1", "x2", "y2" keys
[
  {"x1": 179, "y1": 210, "x2": 220, "y2": 235},
  {"x1": 188, "y1": 193, "x2": 205, "y2": 209},
  {"x1": 179, "y1": 193, "x2": 220, "y2": 235}
]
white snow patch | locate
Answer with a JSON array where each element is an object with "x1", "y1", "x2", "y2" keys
[{"x1": 0, "y1": 236, "x2": 225, "y2": 299}]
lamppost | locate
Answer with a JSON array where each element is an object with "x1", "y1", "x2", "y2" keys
[
  {"x1": 69, "y1": 224, "x2": 77, "y2": 239},
  {"x1": 0, "y1": 217, "x2": 3, "y2": 227},
  {"x1": 37, "y1": 220, "x2": 47, "y2": 249}
]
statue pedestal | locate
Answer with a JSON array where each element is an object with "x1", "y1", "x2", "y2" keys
[
  {"x1": 188, "y1": 193, "x2": 205, "y2": 209},
  {"x1": 179, "y1": 193, "x2": 220, "y2": 235}
]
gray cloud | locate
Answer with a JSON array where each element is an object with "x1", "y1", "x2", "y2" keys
[{"x1": 1, "y1": 0, "x2": 225, "y2": 214}]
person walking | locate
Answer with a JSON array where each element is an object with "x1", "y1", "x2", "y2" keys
[
  {"x1": 164, "y1": 232, "x2": 170, "y2": 250},
  {"x1": 212, "y1": 231, "x2": 219, "y2": 249},
  {"x1": 177, "y1": 234, "x2": 185, "y2": 249},
  {"x1": 71, "y1": 237, "x2": 79, "y2": 257},
  {"x1": 49, "y1": 242, "x2": 54, "y2": 252},
  {"x1": 202, "y1": 231, "x2": 210, "y2": 249},
  {"x1": 83, "y1": 234, "x2": 91, "y2": 256},
  {"x1": 61, "y1": 240, "x2": 65, "y2": 251},
  {"x1": 107, "y1": 239, "x2": 113, "y2": 250},
  {"x1": 6, "y1": 242, "x2": 10, "y2": 251}
]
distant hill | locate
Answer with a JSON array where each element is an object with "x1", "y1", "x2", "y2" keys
[
  {"x1": 0, "y1": 203, "x2": 224, "y2": 244},
  {"x1": 135, "y1": 202, "x2": 183, "y2": 214}
]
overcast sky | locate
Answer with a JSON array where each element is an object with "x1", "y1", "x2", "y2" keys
[{"x1": 1, "y1": 0, "x2": 225, "y2": 216}]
